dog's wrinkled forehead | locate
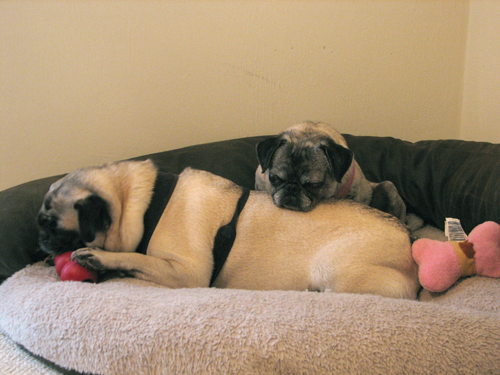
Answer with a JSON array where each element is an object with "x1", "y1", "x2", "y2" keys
[
  {"x1": 42, "y1": 174, "x2": 93, "y2": 228},
  {"x1": 47, "y1": 174, "x2": 92, "y2": 204},
  {"x1": 283, "y1": 121, "x2": 348, "y2": 148},
  {"x1": 276, "y1": 140, "x2": 327, "y2": 163},
  {"x1": 272, "y1": 140, "x2": 330, "y2": 180}
]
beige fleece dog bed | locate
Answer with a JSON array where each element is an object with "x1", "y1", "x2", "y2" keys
[{"x1": 1, "y1": 262, "x2": 500, "y2": 374}]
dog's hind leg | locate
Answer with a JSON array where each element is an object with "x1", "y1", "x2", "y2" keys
[
  {"x1": 329, "y1": 267, "x2": 419, "y2": 300},
  {"x1": 310, "y1": 262, "x2": 418, "y2": 300}
]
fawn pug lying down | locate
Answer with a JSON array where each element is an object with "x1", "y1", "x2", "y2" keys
[{"x1": 37, "y1": 160, "x2": 418, "y2": 299}]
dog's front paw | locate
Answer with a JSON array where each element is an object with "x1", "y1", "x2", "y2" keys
[
  {"x1": 44, "y1": 253, "x2": 56, "y2": 266},
  {"x1": 72, "y1": 247, "x2": 106, "y2": 271}
]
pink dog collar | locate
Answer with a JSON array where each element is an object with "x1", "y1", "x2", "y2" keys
[{"x1": 334, "y1": 163, "x2": 356, "y2": 199}]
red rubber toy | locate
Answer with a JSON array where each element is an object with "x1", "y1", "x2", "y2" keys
[{"x1": 54, "y1": 251, "x2": 98, "y2": 283}]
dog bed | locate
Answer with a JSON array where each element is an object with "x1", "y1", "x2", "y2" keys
[
  {"x1": 1, "y1": 135, "x2": 500, "y2": 374},
  {"x1": 1, "y1": 262, "x2": 500, "y2": 375}
]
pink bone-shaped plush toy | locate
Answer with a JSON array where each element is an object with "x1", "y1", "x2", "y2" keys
[{"x1": 412, "y1": 221, "x2": 500, "y2": 293}]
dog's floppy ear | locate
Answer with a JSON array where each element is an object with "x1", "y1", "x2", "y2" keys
[
  {"x1": 256, "y1": 137, "x2": 286, "y2": 172},
  {"x1": 321, "y1": 141, "x2": 354, "y2": 182},
  {"x1": 74, "y1": 194, "x2": 112, "y2": 243}
]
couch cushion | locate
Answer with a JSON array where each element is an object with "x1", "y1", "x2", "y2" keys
[{"x1": 344, "y1": 135, "x2": 500, "y2": 233}]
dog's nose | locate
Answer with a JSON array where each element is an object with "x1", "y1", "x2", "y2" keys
[{"x1": 285, "y1": 184, "x2": 301, "y2": 195}]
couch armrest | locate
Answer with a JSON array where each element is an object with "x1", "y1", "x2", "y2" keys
[{"x1": 0, "y1": 176, "x2": 63, "y2": 282}]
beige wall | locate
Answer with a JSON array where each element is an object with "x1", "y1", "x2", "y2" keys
[
  {"x1": 0, "y1": 1, "x2": 474, "y2": 190},
  {"x1": 461, "y1": 0, "x2": 500, "y2": 142}
]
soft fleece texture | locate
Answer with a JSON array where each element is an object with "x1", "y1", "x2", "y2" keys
[{"x1": 1, "y1": 263, "x2": 500, "y2": 375}]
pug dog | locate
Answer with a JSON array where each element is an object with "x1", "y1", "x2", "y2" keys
[
  {"x1": 255, "y1": 121, "x2": 407, "y2": 221},
  {"x1": 37, "y1": 160, "x2": 418, "y2": 299}
]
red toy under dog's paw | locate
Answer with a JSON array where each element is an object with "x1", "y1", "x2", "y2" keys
[
  {"x1": 54, "y1": 251, "x2": 98, "y2": 283},
  {"x1": 412, "y1": 221, "x2": 500, "y2": 292}
]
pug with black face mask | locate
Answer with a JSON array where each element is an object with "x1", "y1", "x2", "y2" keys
[
  {"x1": 255, "y1": 121, "x2": 406, "y2": 221},
  {"x1": 37, "y1": 160, "x2": 418, "y2": 299}
]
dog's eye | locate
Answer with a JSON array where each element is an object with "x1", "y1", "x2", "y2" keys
[
  {"x1": 306, "y1": 182, "x2": 324, "y2": 189},
  {"x1": 44, "y1": 197, "x2": 52, "y2": 211},
  {"x1": 269, "y1": 173, "x2": 283, "y2": 186}
]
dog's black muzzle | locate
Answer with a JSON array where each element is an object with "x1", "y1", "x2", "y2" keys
[
  {"x1": 37, "y1": 212, "x2": 84, "y2": 254},
  {"x1": 37, "y1": 212, "x2": 57, "y2": 232},
  {"x1": 279, "y1": 184, "x2": 316, "y2": 212}
]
